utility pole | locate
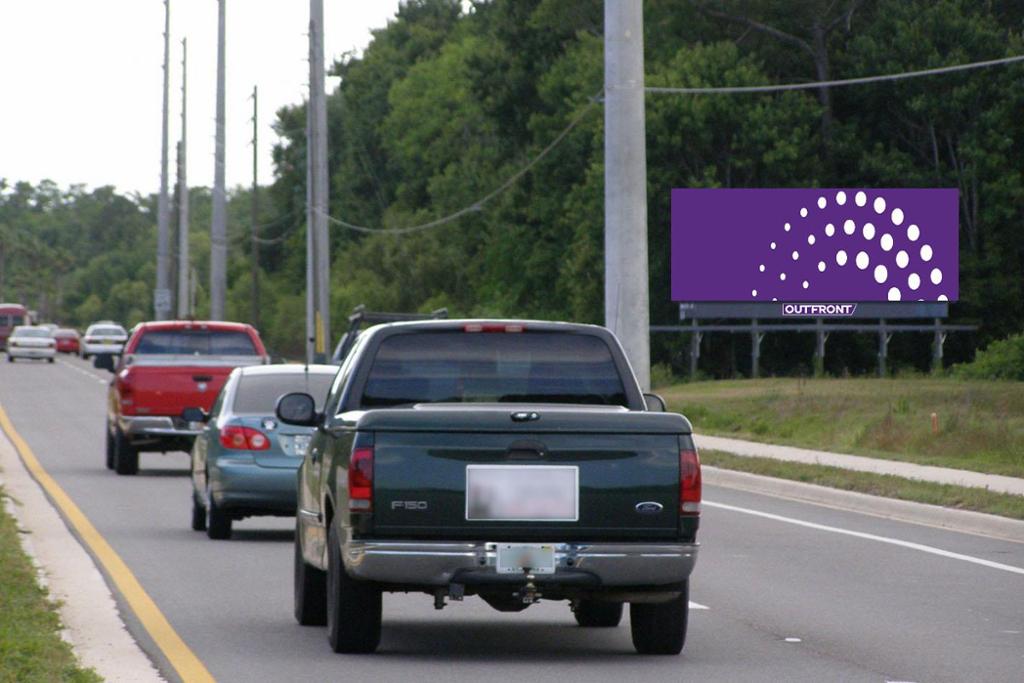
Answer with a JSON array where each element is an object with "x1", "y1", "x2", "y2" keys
[
  {"x1": 250, "y1": 85, "x2": 260, "y2": 328},
  {"x1": 177, "y1": 37, "x2": 190, "y2": 319},
  {"x1": 210, "y1": 0, "x2": 227, "y2": 320},
  {"x1": 604, "y1": 0, "x2": 651, "y2": 391},
  {"x1": 155, "y1": 0, "x2": 172, "y2": 320},
  {"x1": 308, "y1": 0, "x2": 330, "y2": 362}
]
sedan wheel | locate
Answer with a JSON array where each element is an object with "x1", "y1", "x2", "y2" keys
[
  {"x1": 326, "y1": 525, "x2": 381, "y2": 653},
  {"x1": 205, "y1": 481, "x2": 232, "y2": 540},
  {"x1": 191, "y1": 493, "x2": 207, "y2": 531}
]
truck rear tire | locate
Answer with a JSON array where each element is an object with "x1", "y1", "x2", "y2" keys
[
  {"x1": 294, "y1": 530, "x2": 327, "y2": 626},
  {"x1": 326, "y1": 525, "x2": 381, "y2": 653},
  {"x1": 573, "y1": 600, "x2": 623, "y2": 627},
  {"x1": 630, "y1": 581, "x2": 689, "y2": 655},
  {"x1": 113, "y1": 428, "x2": 139, "y2": 475}
]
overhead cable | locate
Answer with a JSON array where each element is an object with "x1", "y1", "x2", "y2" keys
[
  {"x1": 317, "y1": 91, "x2": 602, "y2": 235},
  {"x1": 646, "y1": 53, "x2": 1024, "y2": 95}
]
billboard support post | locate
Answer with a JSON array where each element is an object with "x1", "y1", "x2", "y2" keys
[{"x1": 750, "y1": 319, "x2": 763, "y2": 379}]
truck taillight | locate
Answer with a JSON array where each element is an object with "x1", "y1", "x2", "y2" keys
[
  {"x1": 349, "y1": 447, "x2": 374, "y2": 511},
  {"x1": 220, "y1": 426, "x2": 270, "y2": 451},
  {"x1": 680, "y1": 449, "x2": 702, "y2": 515}
]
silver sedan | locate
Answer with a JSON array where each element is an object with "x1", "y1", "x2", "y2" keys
[{"x1": 6, "y1": 326, "x2": 56, "y2": 363}]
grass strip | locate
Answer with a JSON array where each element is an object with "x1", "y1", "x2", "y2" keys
[
  {"x1": 0, "y1": 488, "x2": 100, "y2": 683},
  {"x1": 701, "y1": 450, "x2": 1024, "y2": 521},
  {"x1": 662, "y1": 377, "x2": 1024, "y2": 478}
]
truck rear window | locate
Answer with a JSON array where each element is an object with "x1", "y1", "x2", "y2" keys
[
  {"x1": 361, "y1": 332, "x2": 627, "y2": 407},
  {"x1": 135, "y1": 330, "x2": 257, "y2": 356},
  {"x1": 233, "y1": 373, "x2": 336, "y2": 414}
]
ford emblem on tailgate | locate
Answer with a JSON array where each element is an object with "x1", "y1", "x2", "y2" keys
[{"x1": 635, "y1": 501, "x2": 664, "y2": 515}]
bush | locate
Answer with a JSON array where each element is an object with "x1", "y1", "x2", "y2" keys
[{"x1": 954, "y1": 333, "x2": 1024, "y2": 381}]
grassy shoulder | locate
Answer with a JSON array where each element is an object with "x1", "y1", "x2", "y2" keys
[
  {"x1": 661, "y1": 377, "x2": 1024, "y2": 478},
  {"x1": 0, "y1": 489, "x2": 100, "y2": 683},
  {"x1": 702, "y1": 450, "x2": 1024, "y2": 520}
]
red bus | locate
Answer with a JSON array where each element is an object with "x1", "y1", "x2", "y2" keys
[{"x1": 0, "y1": 303, "x2": 31, "y2": 350}]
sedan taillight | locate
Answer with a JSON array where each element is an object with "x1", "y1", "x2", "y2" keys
[{"x1": 220, "y1": 426, "x2": 270, "y2": 451}]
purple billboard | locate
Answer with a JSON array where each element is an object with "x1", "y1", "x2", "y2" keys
[{"x1": 671, "y1": 189, "x2": 958, "y2": 302}]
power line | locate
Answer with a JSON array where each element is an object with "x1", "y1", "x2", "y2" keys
[
  {"x1": 317, "y1": 92, "x2": 602, "y2": 235},
  {"x1": 646, "y1": 53, "x2": 1024, "y2": 95}
]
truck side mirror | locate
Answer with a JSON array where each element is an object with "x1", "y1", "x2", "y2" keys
[
  {"x1": 276, "y1": 392, "x2": 320, "y2": 426},
  {"x1": 181, "y1": 407, "x2": 208, "y2": 423},
  {"x1": 643, "y1": 392, "x2": 666, "y2": 412},
  {"x1": 93, "y1": 353, "x2": 116, "y2": 373}
]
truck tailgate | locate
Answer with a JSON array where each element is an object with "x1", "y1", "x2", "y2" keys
[
  {"x1": 372, "y1": 429, "x2": 681, "y2": 541},
  {"x1": 121, "y1": 362, "x2": 243, "y2": 415}
]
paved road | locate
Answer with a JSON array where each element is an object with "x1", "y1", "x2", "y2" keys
[{"x1": 2, "y1": 356, "x2": 1022, "y2": 682}]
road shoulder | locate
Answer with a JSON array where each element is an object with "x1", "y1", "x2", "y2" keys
[
  {"x1": 704, "y1": 465, "x2": 1024, "y2": 543},
  {"x1": 0, "y1": 422, "x2": 165, "y2": 682}
]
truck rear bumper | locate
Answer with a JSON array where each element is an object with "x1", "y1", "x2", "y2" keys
[
  {"x1": 118, "y1": 415, "x2": 202, "y2": 438},
  {"x1": 343, "y1": 540, "x2": 698, "y2": 588}
]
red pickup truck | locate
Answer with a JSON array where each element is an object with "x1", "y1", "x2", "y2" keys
[{"x1": 103, "y1": 321, "x2": 269, "y2": 475}]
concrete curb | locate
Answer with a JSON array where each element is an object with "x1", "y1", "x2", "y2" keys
[
  {"x1": 695, "y1": 434, "x2": 1024, "y2": 496},
  {"x1": 703, "y1": 465, "x2": 1024, "y2": 543},
  {"x1": 0, "y1": 428, "x2": 165, "y2": 682}
]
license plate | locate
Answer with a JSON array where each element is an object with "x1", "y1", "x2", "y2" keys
[
  {"x1": 465, "y1": 465, "x2": 578, "y2": 521},
  {"x1": 496, "y1": 544, "x2": 556, "y2": 574}
]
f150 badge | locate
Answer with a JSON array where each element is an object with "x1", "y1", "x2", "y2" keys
[
  {"x1": 392, "y1": 501, "x2": 428, "y2": 511},
  {"x1": 635, "y1": 501, "x2": 663, "y2": 514}
]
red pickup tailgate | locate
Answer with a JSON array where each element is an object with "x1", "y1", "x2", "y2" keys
[{"x1": 119, "y1": 357, "x2": 262, "y2": 416}]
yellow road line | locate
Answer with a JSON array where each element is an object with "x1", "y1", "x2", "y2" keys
[{"x1": 0, "y1": 403, "x2": 215, "y2": 683}]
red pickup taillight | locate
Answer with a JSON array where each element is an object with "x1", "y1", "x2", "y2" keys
[
  {"x1": 220, "y1": 426, "x2": 270, "y2": 451},
  {"x1": 348, "y1": 447, "x2": 374, "y2": 511},
  {"x1": 680, "y1": 449, "x2": 702, "y2": 515}
]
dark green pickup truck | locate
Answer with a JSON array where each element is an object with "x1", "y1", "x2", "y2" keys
[{"x1": 277, "y1": 320, "x2": 701, "y2": 655}]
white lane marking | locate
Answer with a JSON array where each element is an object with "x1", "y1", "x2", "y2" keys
[
  {"x1": 689, "y1": 601, "x2": 709, "y2": 610},
  {"x1": 784, "y1": 637, "x2": 802, "y2": 643},
  {"x1": 704, "y1": 500, "x2": 1024, "y2": 576},
  {"x1": 57, "y1": 358, "x2": 109, "y2": 384}
]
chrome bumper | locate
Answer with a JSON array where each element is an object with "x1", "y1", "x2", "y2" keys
[
  {"x1": 119, "y1": 415, "x2": 202, "y2": 438},
  {"x1": 343, "y1": 540, "x2": 698, "y2": 588}
]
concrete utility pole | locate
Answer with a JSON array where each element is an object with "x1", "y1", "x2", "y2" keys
[
  {"x1": 250, "y1": 85, "x2": 260, "y2": 328},
  {"x1": 308, "y1": 0, "x2": 331, "y2": 362},
  {"x1": 155, "y1": 0, "x2": 172, "y2": 320},
  {"x1": 604, "y1": 0, "x2": 651, "y2": 391},
  {"x1": 210, "y1": 0, "x2": 227, "y2": 320},
  {"x1": 177, "y1": 37, "x2": 190, "y2": 319}
]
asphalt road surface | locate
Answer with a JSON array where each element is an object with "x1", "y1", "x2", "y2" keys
[{"x1": 1, "y1": 355, "x2": 1022, "y2": 682}]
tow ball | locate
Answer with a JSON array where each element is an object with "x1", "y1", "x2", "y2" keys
[{"x1": 516, "y1": 573, "x2": 543, "y2": 605}]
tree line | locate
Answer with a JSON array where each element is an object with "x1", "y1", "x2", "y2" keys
[{"x1": 2, "y1": 0, "x2": 1022, "y2": 376}]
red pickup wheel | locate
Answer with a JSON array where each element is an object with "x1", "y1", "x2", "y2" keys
[{"x1": 113, "y1": 428, "x2": 139, "y2": 475}]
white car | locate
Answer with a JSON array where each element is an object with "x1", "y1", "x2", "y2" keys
[
  {"x1": 6, "y1": 326, "x2": 56, "y2": 363},
  {"x1": 81, "y1": 322, "x2": 128, "y2": 359}
]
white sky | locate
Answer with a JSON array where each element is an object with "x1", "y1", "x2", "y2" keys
[{"x1": 0, "y1": 1, "x2": 403, "y2": 196}]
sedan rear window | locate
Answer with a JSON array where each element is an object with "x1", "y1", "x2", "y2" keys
[
  {"x1": 12, "y1": 328, "x2": 49, "y2": 338},
  {"x1": 90, "y1": 326, "x2": 125, "y2": 337},
  {"x1": 233, "y1": 373, "x2": 337, "y2": 414},
  {"x1": 361, "y1": 332, "x2": 627, "y2": 407},
  {"x1": 135, "y1": 330, "x2": 258, "y2": 356}
]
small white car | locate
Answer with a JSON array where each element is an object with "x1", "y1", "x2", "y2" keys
[
  {"x1": 81, "y1": 322, "x2": 128, "y2": 359},
  {"x1": 6, "y1": 326, "x2": 56, "y2": 363}
]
